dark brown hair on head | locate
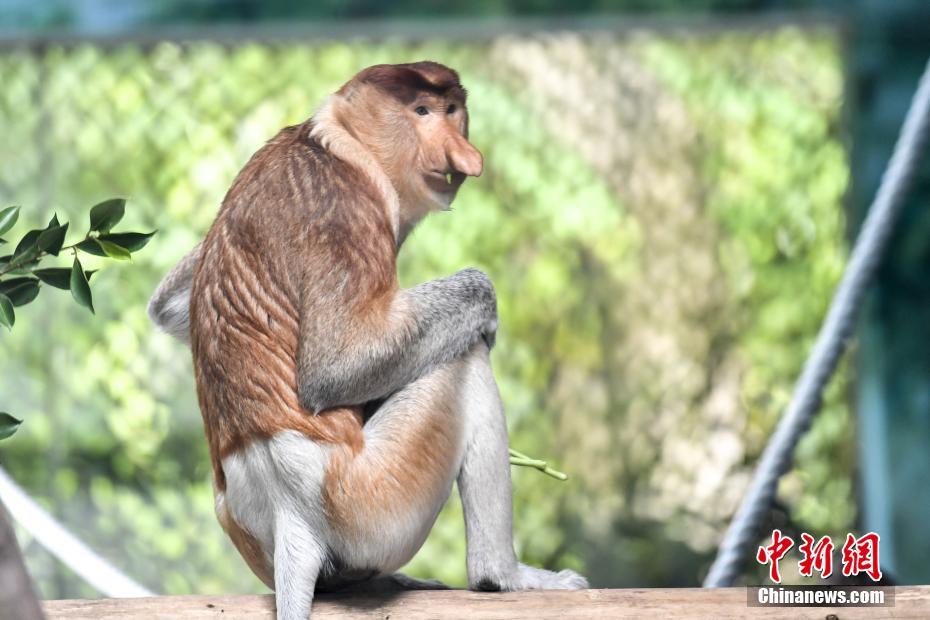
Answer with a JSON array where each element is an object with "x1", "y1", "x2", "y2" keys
[{"x1": 343, "y1": 61, "x2": 467, "y2": 105}]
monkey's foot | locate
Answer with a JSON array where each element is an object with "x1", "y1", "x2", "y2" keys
[
  {"x1": 327, "y1": 573, "x2": 451, "y2": 594},
  {"x1": 388, "y1": 572, "x2": 452, "y2": 590},
  {"x1": 472, "y1": 563, "x2": 588, "y2": 592}
]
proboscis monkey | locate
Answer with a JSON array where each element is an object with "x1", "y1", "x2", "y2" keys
[{"x1": 148, "y1": 61, "x2": 587, "y2": 619}]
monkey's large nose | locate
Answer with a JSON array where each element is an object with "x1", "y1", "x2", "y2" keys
[{"x1": 447, "y1": 135, "x2": 483, "y2": 177}]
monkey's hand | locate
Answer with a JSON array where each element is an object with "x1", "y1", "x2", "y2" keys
[
  {"x1": 450, "y1": 267, "x2": 498, "y2": 349},
  {"x1": 481, "y1": 319, "x2": 498, "y2": 350}
]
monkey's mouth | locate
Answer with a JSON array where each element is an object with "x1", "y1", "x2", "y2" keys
[{"x1": 424, "y1": 170, "x2": 466, "y2": 195}]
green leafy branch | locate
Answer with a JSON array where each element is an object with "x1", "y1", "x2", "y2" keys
[{"x1": 0, "y1": 198, "x2": 154, "y2": 440}]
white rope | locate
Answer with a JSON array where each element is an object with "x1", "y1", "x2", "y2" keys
[
  {"x1": 703, "y1": 55, "x2": 930, "y2": 587},
  {"x1": 0, "y1": 465, "x2": 154, "y2": 597}
]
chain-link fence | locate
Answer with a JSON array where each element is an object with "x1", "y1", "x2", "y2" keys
[{"x1": 0, "y1": 25, "x2": 851, "y2": 596}]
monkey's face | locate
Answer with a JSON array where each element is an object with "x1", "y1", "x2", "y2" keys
[
  {"x1": 338, "y1": 62, "x2": 483, "y2": 216},
  {"x1": 404, "y1": 93, "x2": 482, "y2": 211}
]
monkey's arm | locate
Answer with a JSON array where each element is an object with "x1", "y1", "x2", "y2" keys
[
  {"x1": 297, "y1": 268, "x2": 497, "y2": 412},
  {"x1": 148, "y1": 243, "x2": 202, "y2": 344}
]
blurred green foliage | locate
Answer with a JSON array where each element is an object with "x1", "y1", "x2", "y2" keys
[
  {"x1": 0, "y1": 198, "x2": 153, "y2": 445},
  {"x1": 0, "y1": 26, "x2": 850, "y2": 595}
]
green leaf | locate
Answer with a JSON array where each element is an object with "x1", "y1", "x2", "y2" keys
[
  {"x1": 0, "y1": 277, "x2": 40, "y2": 306},
  {"x1": 0, "y1": 238, "x2": 6, "y2": 245},
  {"x1": 33, "y1": 267, "x2": 95, "y2": 290},
  {"x1": 0, "y1": 412, "x2": 21, "y2": 440},
  {"x1": 98, "y1": 230, "x2": 156, "y2": 252},
  {"x1": 37, "y1": 222, "x2": 69, "y2": 256},
  {"x1": 76, "y1": 238, "x2": 106, "y2": 257},
  {"x1": 89, "y1": 198, "x2": 126, "y2": 233},
  {"x1": 13, "y1": 228, "x2": 41, "y2": 262},
  {"x1": 0, "y1": 293, "x2": 14, "y2": 329},
  {"x1": 96, "y1": 239, "x2": 131, "y2": 260},
  {"x1": 0, "y1": 206, "x2": 19, "y2": 237},
  {"x1": 69, "y1": 257, "x2": 94, "y2": 314}
]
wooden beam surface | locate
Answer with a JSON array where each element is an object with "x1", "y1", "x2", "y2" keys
[{"x1": 42, "y1": 586, "x2": 930, "y2": 619}]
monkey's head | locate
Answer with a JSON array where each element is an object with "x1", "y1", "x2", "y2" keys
[{"x1": 331, "y1": 61, "x2": 483, "y2": 221}]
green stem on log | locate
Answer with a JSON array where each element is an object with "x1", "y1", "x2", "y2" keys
[{"x1": 508, "y1": 447, "x2": 568, "y2": 481}]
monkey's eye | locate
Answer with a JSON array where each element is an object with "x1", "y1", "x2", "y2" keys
[
  {"x1": 415, "y1": 106, "x2": 429, "y2": 116},
  {"x1": 447, "y1": 104, "x2": 457, "y2": 114}
]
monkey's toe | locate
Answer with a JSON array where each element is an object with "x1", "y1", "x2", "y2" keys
[{"x1": 551, "y1": 568, "x2": 589, "y2": 589}]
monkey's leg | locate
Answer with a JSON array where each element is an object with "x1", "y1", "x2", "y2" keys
[
  {"x1": 456, "y1": 343, "x2": 589, "y2": 591},
  {"x1": 324, "y1": 360, "x2": 466, "y2": 576},
  {"x1": 326, "y1": 343, "x2": 586, "y2": 590}
]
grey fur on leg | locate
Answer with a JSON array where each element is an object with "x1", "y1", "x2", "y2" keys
[
  {"x1": 457, "y1": 343, "x2": 518, "y2": 585},
  {"x1": 457, "y1": 343, "x2": 589, "y2": 591}
]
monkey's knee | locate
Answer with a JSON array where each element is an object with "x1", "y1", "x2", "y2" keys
[
  {"x1": 460, "y1": 341, "x2": 496, "y2": 388},
  {"x1": 457, "y1": 340, "x2": 492, "y2": 373}
]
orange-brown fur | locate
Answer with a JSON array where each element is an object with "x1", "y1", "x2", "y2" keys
[
  {"x1": 216, "y1": 496, "x2": 274, "y2": 588},
  {"x1": 322, "y1": 361, "x2": 465, "y2": 539},
  {"x1": 190, "y1": 122, "x2": 380, "y2": 491}
]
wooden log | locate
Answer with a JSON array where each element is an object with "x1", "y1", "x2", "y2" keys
[{"x1": 43, "y1": 586, "x2": 930, "y2": 619}]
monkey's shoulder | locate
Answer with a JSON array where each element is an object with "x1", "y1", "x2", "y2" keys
[{"x1": 222, "y1": 123, "x2": 384, "y2": 223}]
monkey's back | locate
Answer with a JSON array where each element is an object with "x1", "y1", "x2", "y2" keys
[{"x1": 189, "y1": 123, "x2": 388, "y2": 488}]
